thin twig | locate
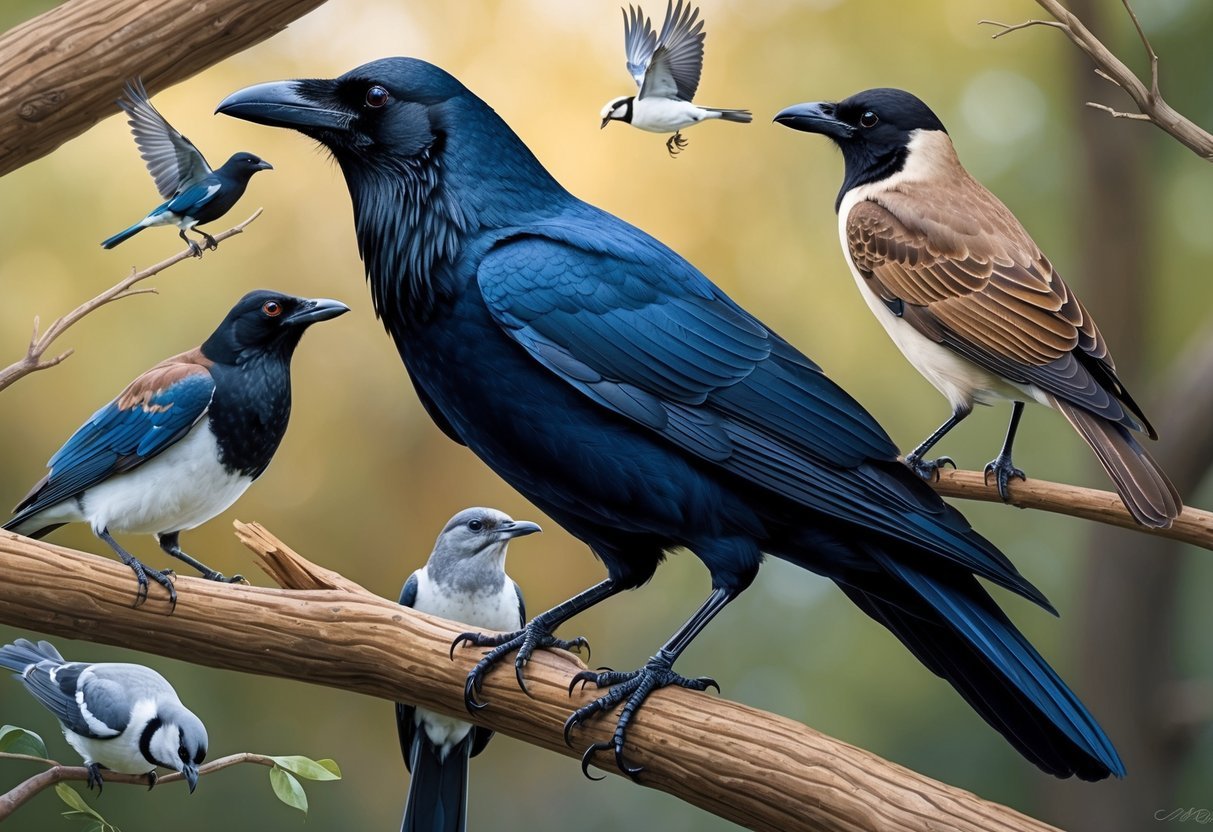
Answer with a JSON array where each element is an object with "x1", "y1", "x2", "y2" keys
[
  {"x1": 978, "y1": 18, "x2": 1066, "y2": 39},
  {"x1": 0, "y1": 209, "x2": 263, "y2": 394},
  {"x1": 1085, "y1": 102, "x2": 1151, "y2": 121}
]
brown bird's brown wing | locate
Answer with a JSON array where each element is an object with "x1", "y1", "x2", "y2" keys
[{"x1": 846, "y1": 196, "x2": 1155, "y2": 438}]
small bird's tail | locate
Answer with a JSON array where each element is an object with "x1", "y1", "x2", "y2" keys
[
  {"x1": 709, "y1": 108, "x2": 752, "y2": 124},
  {"x1": 101, "y1": 222, "x2": 147, "y2": 249},
  {"x1": 1051, "y1": 398, "x2": 1181, "y2": 528},
  {"x1": 838, "y1": 554, "x2": 1124, "y2": 781},
  {"x1": 402, "y1": 732, "x2": 472, "y2": 832},
  {"x1": 0, "y1": 638, "x2": 64, "y2": 674}
]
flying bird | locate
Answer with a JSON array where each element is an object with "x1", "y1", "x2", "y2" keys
[
  {"x1": 0, "y1": 638, "x2": 207, "y2": 792},
  {"x1": 101, "y1": 79, "x2": 272, "y2": 255},
  {"x1": 4, "y1": 290, "x2": 348, "y2": 607},
  {"x1": 397, "y1": 508, "x2": 538, "y2": 832},
  {"x1": 600, "y1": 1, "x2": 751, "y2": 155},
  {"x1": 219, "y1": 58, "x2": 1123, "y2": 781},
  {"x1": 774, "y1": 88, "x2": 1180, "y2": 528}
]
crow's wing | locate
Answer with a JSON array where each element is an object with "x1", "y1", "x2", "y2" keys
[
  {"x1": 119, "y1": 79, "x2": 213, "y2": 199},
  {"x1": 638, "y1": 0, "x2": 705, "y2": 101}
]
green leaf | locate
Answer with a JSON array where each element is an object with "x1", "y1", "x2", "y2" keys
[
  {"x1": 269, "y1": 767, "x2": 308, "y2": 814},
  {"x1": 0, "y1": 724, "x2": 48, "y2": 758},
  {"x1": 267, "y1": 755, "x2": 341, "y2": 781},
  {"x1": 54, "y1": 783, "x2": 119, "y2": 831}
]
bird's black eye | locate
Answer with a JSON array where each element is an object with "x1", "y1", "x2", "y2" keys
[
  {"x1": 365, "y1": 85, "x2": 389, "y2": 109},
  {"x1": 262, "y1": 300, "x2": 282, "y2": 317},
  {"x1": 467, "y1": 519, "x2": 484, "y2": 532},
  {"x1": 859, "y1": 111, "x2": 879, "y2": 128},
  {"x1": 179, "y1": 747, "x2": 189, "y2": 763}
]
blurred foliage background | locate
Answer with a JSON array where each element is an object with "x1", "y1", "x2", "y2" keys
[{"x1": 1, "y1": 0, "x2": 1212, "y2": 830}]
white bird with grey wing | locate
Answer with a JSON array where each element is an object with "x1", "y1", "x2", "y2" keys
[
  {"x1": 600, "y1": 0, "x2": 751, "y2": 155},
  {"x1": 0, "y1": 639, "x2": 208, "y2": 792}
]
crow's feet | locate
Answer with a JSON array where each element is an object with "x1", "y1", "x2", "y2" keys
[
  {"x1": 905, "y1": 452, "x2": 956, "y2": 482},
  {"x1": 564, "y1": 656, "x2": 718, "y2": 780},
  {"x1": 124, "y1": 558, "x2": 177, "y2": 610},
  {"x1": 983, "y1": 453, "x2": 1026, "y2": 501},
  {"x1": 665, "y1": 131, "x2": 688, "y2": 156},
  {"x1": 198, "y1": 569, "x2": 247, "y2": 584},
  {"x1": 451, "y1": 622, "x2": 589, "y2": 712}
]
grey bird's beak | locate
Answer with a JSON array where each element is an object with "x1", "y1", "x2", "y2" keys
[
  {"x1": 500, "y1": 520, "x2": 542, "y2": 539},
  {"x1": 217, "y1": 81, "x2": 351, "y2": 133},
  {"x1": 600, "y1": 116, "x2": 611, "y2": 130},
  {"x1": 283, "y1": 298, "x2": 350, "y2": 327},
  {"x1": 773, "y1": 102, "x2": 855, "y2": 140},
  {"x1": 183, "y1": 764, "x2": 199, "y2": 794}
]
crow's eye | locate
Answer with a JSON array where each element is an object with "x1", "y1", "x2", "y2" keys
[
  {"x1": 262, "y1": 300, "x2": 282, "y2": 317},
  {"x1": 467, "y1": 519, "x2": 484, "y2": 532},
  {"x1": 365, "y1": 85, "x2": 389, "y2": 108},
  {"x1": 859, "y1": 111, "x2": 879, "y2": 128}
]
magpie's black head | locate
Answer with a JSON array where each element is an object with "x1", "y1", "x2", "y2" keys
[
  {"x1": 215, "y1": 152, "x2": 273, "y2": 179},
  {"x1": 201, "y1": 290, "x2": 349, "y2": 365},
  {"x1": 775, "y1": 88, "x2": 948, "y2": 209}
]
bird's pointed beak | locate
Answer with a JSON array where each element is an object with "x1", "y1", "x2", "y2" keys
[
  {"x1": 283, "y1": 298, "x2": 350, "y2": 327},
  {"x1": 183, "y1": 764, "x2": 199, "y2": 794},
  {"x1": 217, "y1": 81, "x2": 350, "y2": 133},
  {"x1": 256, "y1": 160, "x2": 274, "y2": 171},
  {"x1": 773, "y1": 102, "x2": 855, "y2": 140},
  {"x1": 600, "y1": 116, "x2": 611, "y2": 130},
  {"x1": 500, "y1": 520, "x2": 542, "y2": 540}
]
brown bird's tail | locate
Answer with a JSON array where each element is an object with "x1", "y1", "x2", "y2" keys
[{"x1": 1051, "y1": 398, "x2": 1181, "y2": 528}]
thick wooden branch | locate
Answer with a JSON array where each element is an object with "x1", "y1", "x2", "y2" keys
[
  {"x1": 0, "y1": 0, "x2": 330, "y2": 177},
  {"x1": 928, "y1": 469, "x2": 1213, "y2": 551},
  {"x1": 0, "y1": 525, "x2": 1058, "y2": 832}
]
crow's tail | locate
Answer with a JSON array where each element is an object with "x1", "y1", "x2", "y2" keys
[
  {"x1": 1051, "y1": 398, "x2": 1180, "y2": 528},
  {"x1": 101, "y1": 221, "x2": 147, "y2": 249},
  {"x1": 838, "y1": 552, "x2": 1124, "y2": 781},
  {"x1": 709, "y1": 108, "x2": 752, "y2": 124},
  {"x1": 401, "y1": 731, "x2": 472, "y2": 832},
  {"x1": 0, "y1": 639, "x2": 65, "y2": 674}
]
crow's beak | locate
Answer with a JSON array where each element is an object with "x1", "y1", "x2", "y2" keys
[
  {"x1": 773, "y1": 102, "x2": 855, "y2": 140},
  {"x1": 217, "y1": 81, "x2": 351, "y2": 133},
  {"x1": 600, "y1": 116, "x2": 611, "y2": 130},
  {"x1": 500, "y1": 520, "x2": 542, "y2": 539},
  {"x1": 183, "y1": 764, "x2": 199, "y2": 794},
  {"x1": 283, "y1": 298, "x2": 350, "y2": 327},
  {"x1": 256, "y1": 160, "x2": 274, "y2": 171}
]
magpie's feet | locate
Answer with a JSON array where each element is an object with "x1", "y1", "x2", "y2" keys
[
  {"x1": 186, "y1": 239, "x2": 203, "y2": 258},
  {"x1": 86, "y1": 763, "x2": 105, "y2": 793},
  {"x1": 983, "y1": 453, "x2": 1026, "y2": 501},
  {"x1": 146, "y1": 769, "x2": 158, "y2": 790},
  {"x1": 123, "y1": 557, "x2": 177, "y2": 610},
  {"x1": 563, "y1": 653, "x2": 718, "y2": 781},
  {"x1": 905, "y1": 452, "x2": 956, "y2": 482},
  {"x1": 200, "y1": 231, "x2": 219, "y2": 251},
  {"x1": 665, "y1": 131, "x2": 688, "y2": 156},
  {"x1": 451, "y1": 621, "x2": 590, "y2": 712}
]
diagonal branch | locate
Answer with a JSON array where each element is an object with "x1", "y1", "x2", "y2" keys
[
  {"x1": 0, "y1": 209, "x2": 262, "y2": 394},
  {"x1": 0, "y1": 524, "x2": 1061, "y2": 832}
]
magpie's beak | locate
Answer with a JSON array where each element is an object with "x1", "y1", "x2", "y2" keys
[
  {"x1": 183, "y1": 764, "x2": 199, "y2": 794},
  {"x1": 773, "y1": 102, "x2": 855, "y2": 140},
  {"x1": 499, "y1": 520, "x2": 542, "y2": 540},
  {"x1": 283, "y1": 298, "x2": 350, "y2": 327},
  {"x1": 600, "y1": 116, "x2": 611, "y2": 130},
  {"x1": 217, "y1": 81, "x2": 351, "y2": 133}
]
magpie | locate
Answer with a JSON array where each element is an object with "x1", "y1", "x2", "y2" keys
[
  {"x1": 600, "y1": 1, "x2": 750, "y2": 156},
  {"x1": 4, "y1": 290, "x2": 349, "y2": 607},
  {"x1": 218, "y1": 58, "x2": 1123, "y2": 781},
  {"x1": 396, "y1": 508, "x2": 538, "y2": 832},
  {"x1": 0, "y1": 638, "x2": 207, "y2": 792},
  {"x1": 775, "y1": 88, "x2": 1180, "y2": 528},
  {"x1": 101, "y1": 79, "x2": 272, "y2": 256}
]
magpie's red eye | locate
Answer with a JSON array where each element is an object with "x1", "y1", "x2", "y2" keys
[
  {"x1": 366, "y1": 85, "x2": 389, "y2": 108},
  {"x1": 859, "y1": 111, "x2": 879, "y2": 128},
  {"x1": 262, "y1": 301, "x2": 282, "y2": 317}
]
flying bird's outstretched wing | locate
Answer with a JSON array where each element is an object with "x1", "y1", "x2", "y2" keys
[
  {"x1": 636, "y1": 0, "x2": 705, "y2": 101},
  {"x1": 622, "y1": 5, "x2": 658, "y2": 88},
  {"x1": 118, "y1": 79, "x2": 213, "y2": 199}
]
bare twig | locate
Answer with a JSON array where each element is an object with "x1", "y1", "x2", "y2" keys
[
  {"x1": 0, "y1": 751, "x2": 279, "y2": 822},
  {"x1": 0, "y1": 209, "x2": 262, "y2": 394},
  {"x1": 981, "y1": 0, "x2": 1213, "y2": 160}
]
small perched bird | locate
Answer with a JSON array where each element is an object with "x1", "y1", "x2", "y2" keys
[
  {"x1": 4, "y1": 290, "x2": 348, "y2": 606},
  {"x1": 396, "y1": 508, "x2": 538, "y2": 832},
  {"x1": 219, "y1": 58, "x2": 1122, "y2": 782},
  {"x1": 101, "y1": 79, "x2": 272, "y2": 255},
  {"x1": 600, "y1": 0, "x2": 750, "y2": 155},
  {"x1": 775, "y1": 88, "x2": 1180, "y2": 528},
  {"x1": 0, "y1": 638, "x2": 207, "y2": 792}
]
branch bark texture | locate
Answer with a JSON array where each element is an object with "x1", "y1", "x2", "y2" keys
[
  {"x1": 0, "y1": 0, "x2": 330, "y2": 177},
  {"x1": 0, "y1": 524, "x2": 1060, "y2": 832}
]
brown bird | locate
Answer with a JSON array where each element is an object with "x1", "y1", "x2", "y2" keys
[{"x1": 775, "y1": 88, "x2": 1180, "y2": 528}]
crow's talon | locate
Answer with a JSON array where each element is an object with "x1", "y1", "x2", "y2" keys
[
  {"x1": 983, "y1": 454, "x2": 1026, "y2": 501},
  {"x1": 580, "y1": 741, "x2": 611, "y2": 781},
  {"x1": 453, "y1": 622, "x2": 589, "y2": 712},
  {"x1": 905, "y1": 453, "x2": 956, "y2": 482}
]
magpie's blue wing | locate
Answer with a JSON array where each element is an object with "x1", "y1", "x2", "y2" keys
[
  {"x1": 11, "y1": 353, "x2": 215, "y2": 520},
  {"x1": 164, "y1": 179, "x2": 223, "y2": 217},
  {"x1": 477, "y1": 217, "x2": 1045, "y2": 604},
  {"x1": 119, "y1": 79, "x2": 212, "y2": 199}
]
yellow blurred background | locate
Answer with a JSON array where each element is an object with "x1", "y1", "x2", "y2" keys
[{"x1": 2, "y1": 1, "x2": 1212, "y2": 830}]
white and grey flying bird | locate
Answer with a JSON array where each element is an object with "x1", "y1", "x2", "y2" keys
[
  {"x1": 0, "y1": 639, "x2": 207, "y2": 792},
  {"x1": 775, "y1": 88, "x2": 1180, "y2": 528},
  {"x1": 396, "y1": 508, "x2": 539, "y2": 832},
  {"x1": 600, "y1": 0, "x2": 751, "y2": 155}
]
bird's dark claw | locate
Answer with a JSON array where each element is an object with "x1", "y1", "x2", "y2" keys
[
  {"x1": 200, "y1": 569, "x2": 247, "y2": 584},
  {"x1": 451, "y1": 622, "x2": 590, "y2": 713},
  {"x1": 186, "y1": 240, "x2": 203, "y2": 258},
  {"x1": 146, "y1": 770, "x2": 158, "y2": 790},
  {"x1": 86, "y1": 763, "x2": 104, "y2": 793},
  {"x1": 905, "y1": 453, "x2": 956, "y2": 482},
  {"x1": 983, "y1": 453, "x2": 1026, "y2": 501},
  {"x1": 125, "y1": 558, "x2": 177, "y2": 610},
  {"x1": 200, "y1": 231, "x2": 219, "y2": 251},
  {"x1": 665, "y1": 131, "x2": 689, "y2": 157}
]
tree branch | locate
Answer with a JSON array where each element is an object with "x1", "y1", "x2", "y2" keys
[
  {"x1": 981, "y1": 0, "x2": 1213, "y2": 161},
  {"x1": 0, "y1": 209, "x2": 262, "y2": 394},
  {"x1": 0, "y1": 524, "x2": 1060, "y2": 832},
  {"x1": 0, "y1": 752, "x2": 278, "y2": 822},
  {"x1": 927, "y1": 468, "x2": 1213, "y2": 551},
  {"x1": 0, "y1": 0, "x2": 330, "y2": 177}
]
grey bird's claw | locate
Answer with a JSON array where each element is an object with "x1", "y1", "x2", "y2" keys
[
  {"x1": 983, "y1": 454, "x2": 1026, "y2": 501},
  {"x1": 146, "y1": 770, "x2": 158, "y2": 790},
  {"x1": 86, "y1": 763, "x2": 104, "y2": 793},
  {"x1": 665, "y1": 131, "x2": 688, "y2": 157}
]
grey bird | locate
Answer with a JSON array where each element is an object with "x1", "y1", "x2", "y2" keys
[
  {"x1": 0, "y1": 638, "x2": 207, "y2": 792},
  {"x1": 396, "y1": 508, "x2": 539, "y2": 832}
]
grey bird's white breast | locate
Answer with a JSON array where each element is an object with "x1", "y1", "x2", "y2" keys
[
  {"x1": 62, "y1": 697, "x2": 158, "y2": 775},
  {"x1": 631, "y1": 98, "x2": 713, "y2": 133}
]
